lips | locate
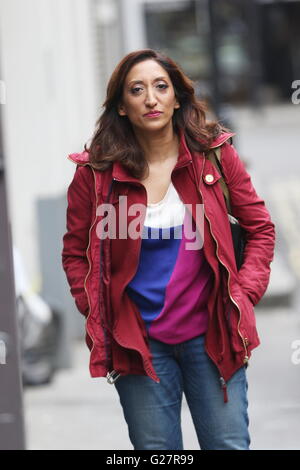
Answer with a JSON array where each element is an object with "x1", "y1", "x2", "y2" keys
[{"x1": 144, "y1": 111, "x2": 162, "y2": 117}]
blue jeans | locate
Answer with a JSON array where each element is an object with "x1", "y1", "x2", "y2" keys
[{"x1": 114, "y1": 334, "x2": 250, "y2": 450}]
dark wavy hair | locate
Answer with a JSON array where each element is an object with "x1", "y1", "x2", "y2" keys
[{"x1": 85, "y1": 48, "x2": 226, "y2": 178}]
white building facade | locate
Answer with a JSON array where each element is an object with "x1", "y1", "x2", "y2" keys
[{"x1": 0, "y1": 0, "x2": 122, "y2": 287}]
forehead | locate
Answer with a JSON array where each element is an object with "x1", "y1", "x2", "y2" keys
[{"x1": 125, "y1": 59, "x2": 170, "y2": 84}]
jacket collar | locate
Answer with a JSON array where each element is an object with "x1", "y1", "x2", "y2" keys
[
  {"x1": 111, "y1": 130, "x2": 236, "y2": 182},
  {"x1": 210, "y1": 131, "x2": 235, "y2": 148},
  {"x1": 68, "y1": 150, "x2": 90, "y2": 165},
  {"x1": 67, "y1": 130, "x2": 236, "y2": 173}
]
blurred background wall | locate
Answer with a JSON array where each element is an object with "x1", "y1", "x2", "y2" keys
[{"x1": 0, "y1": 0, "x2": 101, "y2": 287}]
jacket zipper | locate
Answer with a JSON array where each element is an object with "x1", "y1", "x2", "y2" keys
[
  {"x1": 99, "y1": 178, "x2": 115, "y2": 372},
  {"x1": 197, "y1": 155, "x2": 249, "y2": 361},
  {"x1": 68, "y1": 159, "x2": 114, "y2": 373},
  {"x1": 84, "y1": 167, "x2": 98, "y2": 369},
  {"x1": 194, "y1": 153, "x2": 249, "y2": 402},
  {"x1": 68, "y1": 163, "x2": 146, "y2": 381}
]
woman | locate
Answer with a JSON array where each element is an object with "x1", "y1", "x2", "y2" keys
[{"x1": 62, "y1": 49, "x2": 275, "y2": 450}]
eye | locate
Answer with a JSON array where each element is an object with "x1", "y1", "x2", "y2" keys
[
  {"x1": 157, "y1": 83, "x2": 169, "y2": 90},
  {"x1": 130, "y1": 86, "x2": 143, "y2": 95}
]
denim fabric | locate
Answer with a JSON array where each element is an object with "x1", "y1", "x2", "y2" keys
[{"x1": 114, "y1": 334, "x2": 250, "y2": 450}]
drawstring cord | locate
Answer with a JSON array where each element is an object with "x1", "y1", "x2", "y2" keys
[{"x1": 220, "y1": 376, "x2": 228, "y2": 403}]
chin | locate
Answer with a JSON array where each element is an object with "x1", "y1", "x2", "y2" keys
[
  {"x1": 144, "y1": 120, "x2": 171, "y2": 131},
  {"x1": 133, "y1": 119, "x2": 172, "y2": 134}
]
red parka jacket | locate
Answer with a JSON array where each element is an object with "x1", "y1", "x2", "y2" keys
[{"x1": 62, "y1": 130, "x2": 275, "y2": 402}]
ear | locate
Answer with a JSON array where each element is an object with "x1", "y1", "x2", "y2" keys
[
  {"x1": 118, "y1": 103, "x2": 127, "y2": 116},
  {"x1": 174, "y1": 99, "x2": 180, "y2": 110}
]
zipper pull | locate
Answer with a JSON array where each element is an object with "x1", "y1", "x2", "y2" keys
[
  {"x1": 220, "y1": 376, "x2": 228, "y2": 403},
  {"x1": 106, "y1": 370, "x2": 121, "y2": 384}
]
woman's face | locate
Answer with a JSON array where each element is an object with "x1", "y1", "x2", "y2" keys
[{"x1": 118, "y1": 59, "x2": 180, "y2": 134}]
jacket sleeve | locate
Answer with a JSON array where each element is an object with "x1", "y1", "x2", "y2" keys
[
  {"x1": 221, "y1": 142, "x2": 276, "y2": 306},
  {"x1": 61, "y1": 165, "x2": 93, "y2": 317}
]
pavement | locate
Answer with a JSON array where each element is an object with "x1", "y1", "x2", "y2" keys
[{"x1": 22, "y1": 302, "x2": 300, "y2": 450}]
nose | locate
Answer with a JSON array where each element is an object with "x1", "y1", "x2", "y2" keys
[{"x1": 145, "y1": 88, "x2": 157, "y2": 108}]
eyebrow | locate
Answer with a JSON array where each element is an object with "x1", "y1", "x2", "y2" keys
[{"x1": 128, "y1": 76, "x2": 168, "y2": 86}]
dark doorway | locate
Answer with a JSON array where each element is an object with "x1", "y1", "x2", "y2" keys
[{"x1": 260, "y1": 1, "x2": 300, "y2": 101}]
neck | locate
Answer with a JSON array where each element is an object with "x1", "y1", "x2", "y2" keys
[{"x1": 134, "y1": 123, "x2": 180, "y2": 164}]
